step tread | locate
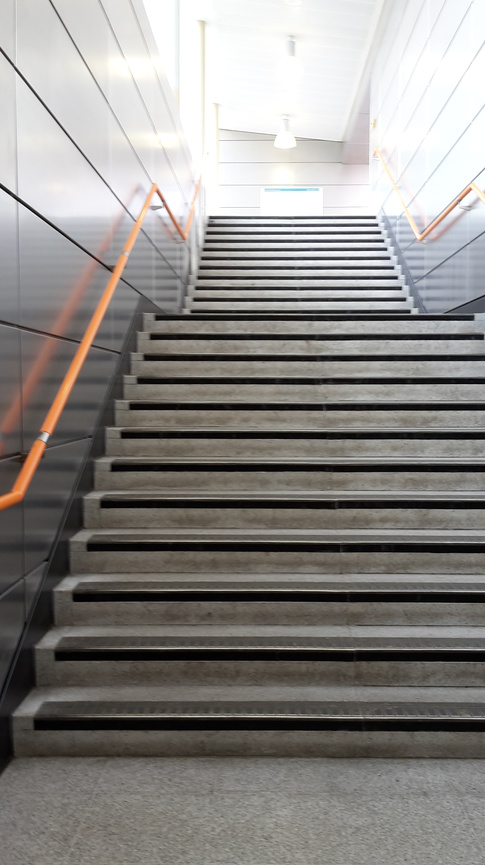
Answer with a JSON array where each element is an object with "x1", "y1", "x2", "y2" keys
[
  {"x1": 85, "y1": 490, "x2": 485, "y2": 503},
  {"x1": 30, "y1": 698, "x2": 485, "y2": 730}
]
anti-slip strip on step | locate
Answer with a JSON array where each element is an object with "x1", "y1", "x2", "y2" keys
[
  {"x1": 133, "y1": 376, "x2": 485, "y2": 385},
  {"x1": 198, "y1": 264, "x2": 395, "y2": 270},
  {"x1": 147, "y1": 334, "x2": 484, "y2": 342},
  {"x1": 84, "y1": 540, "x2": 485, "y2": 554},
  {"x1": 205, "y1": 229, "x2": 382, "y2": 235},
  {"x1": 126, "y1": 401, "x2": 485, "y2": 412},
  {"x1": 118, "y1": 430, "x2": 485, "y2": 440},
  {"x1": 108, "y1": 460, "x2": 485, "y2": 472},
  {"x1": 194, "y1": 284, "x2": 401, "y2": 289},
  {"x1": 153, "y1": 313, "x2": 475, "y2": 321},
  {"x1": 32, "y1": 700, "x2": 485, "y2": 732},
  {"x1": 51, "y1": 635, "x2": 485, "y2": 664},
  {"x1": 97, "y1": 497, "x2": 485, "y2": 511},
  {"x1": 191, "y1": 298, "x2": 408, "y2": 303},
  {"x1": 200, "y1": 255, "x2": 392, "y2": 261},
  {"x1": 71, "y1": 583, "x2": 485, "y2": 604},
  {"x1": 141, "y1": 354, "x2": 485, "y2": 362}
]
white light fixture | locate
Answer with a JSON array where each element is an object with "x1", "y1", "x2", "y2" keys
[
  {"x1": 277, "y1": 37, "x2": 304, "y2": 85},
  {"x1": 274, "y1": 115, "x2": 297, "y2": 149}
]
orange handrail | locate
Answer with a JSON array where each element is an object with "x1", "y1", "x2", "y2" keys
[
  {"x1": 374, "y1": 148, "x2": 485, "y2": 241},
  {"x1": 0, "y1": 177, "x2": 201, "y2": 512}
]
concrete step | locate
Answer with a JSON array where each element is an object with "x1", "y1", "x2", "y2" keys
[
  {"x1": 93, "y1": 456, "x2": 485, "y2": 492},
  {"x1": 207, "y1": 217, "x2": 379, "y2": 225},
  {"x1": 105, "y1": 427, "x2": 485, "y2": 459},
  {"x1": 130, "y1": 357, "x2": 485, "y2": 377},
  {"x1": 137, "y1": 336, "x2": 485, "y2": 355},
  {"x1": 33, "y1": 624, "x2": 485, "y2": 688},
  {"x1": 16, "y1": 684, "x2": 485, "y2": 757},
  {"x1": 144, "y1": 313, "x2": 480, "y2": 334},
  {"x1": 189, "y1": 301, "x2": 413, "y2": 312},
  {"x1": 193, "y1": 286, "x2": 406, "y2": 295},
  {"x1": 121, "y1": 380, "x2": 485, "y2": 401},
  {"x1": 202, "y1": 241, "x2": 389, "y2": 251},
  {"x1": 54, "y1": 572, "x2": 485, "y2": 627},
  {"x1": 200, "y1": 252, "x2": 393, "y2": 261},
  {"x1": 114, "y1": 400, "x2": 485, "y2": 429},
  {"x1": 82, "y1": 490, "x2": 485, "y2": 531},
  {"x1": 196, "y1": 271, "x2": 402, "y2": 281},
  {"x1": 70, "y1": 527, "x2": 485, "y2": 574}
]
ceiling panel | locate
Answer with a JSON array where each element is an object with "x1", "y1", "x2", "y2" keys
[{"x1": 201, "y1": 0, "x2": 385, "y2": 141}]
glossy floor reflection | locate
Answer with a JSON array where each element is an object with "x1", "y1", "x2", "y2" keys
[{"x1": 1, "y1": 757, "x2": 485, "y2": 864}]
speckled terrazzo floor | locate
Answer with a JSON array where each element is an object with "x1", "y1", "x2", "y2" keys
[{"x1": 1, "y1": 757, "x2": 485, "y2": 864}]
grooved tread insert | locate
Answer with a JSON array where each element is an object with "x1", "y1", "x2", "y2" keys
[
  {"x1": 125, "y1": 401, "x2": 485, "y2": 411},
  {"x1": 153, "y1": 314, "x2": 475, "y2": 321},
  {"x1": 52, "y1": 635, "x2": 485, "y2": 663},
  {"x1": 147, "y1": 334, "x2": 484, "y2": 341},
  {"x1": 96, "y1": 494, "x2": 485, "y2": 510},
  {"x1": 107, "y1": 458, "x2": 485, "y2": 471},
  {"x1": 132, "y1": 376, "x2": 485, "y2": 385},
  {"x1": 72, "y1": 581, "x2": 485, "y2": 604},
  {"x1": 84, "y1": 538, "x2": 485, "y2": 554},
  {"x1": 117, "y1": 429, "x2": 485, "y2": 440},
  {"x1": 141, "y1": 353, "x2": 485, "y2": 361},
  {"x1": 33, "y1": 700, "x2": 485, "y2": 731}
]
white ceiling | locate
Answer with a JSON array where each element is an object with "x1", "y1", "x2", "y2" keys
[{"x1": 200, "y1": 0, "x2": 386, "y2": 142}]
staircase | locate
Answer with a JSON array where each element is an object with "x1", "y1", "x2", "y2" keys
[{"x1": 14, "y1": 214, "x2": 485, "y2": 758}]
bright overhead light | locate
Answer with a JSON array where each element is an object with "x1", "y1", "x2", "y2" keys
[
  {"x1": 277, "y1": 37, "x2": 304, "y2": 85},
  {"x1": 274, "y1": 115, "x2": 297, "y2": 149}
]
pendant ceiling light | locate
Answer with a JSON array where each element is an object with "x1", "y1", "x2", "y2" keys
[
  {"x1": 274, "y1": 115, "x2": 297, "y2": 149},
  {"x1": 278, "y1": 37, "x2": 304, "y2": 85}
]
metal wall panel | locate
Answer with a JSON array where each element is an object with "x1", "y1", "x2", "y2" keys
[
  {"x1": 0, "y1": 458, "x2": 24, "y2": 596},
  {"x1": 18, "y1": 205, "x2": 139, "y2": 350},
  {"x1": 0, "y1": 581, "x2": 25, "y2": 693},
  {"x1": 0, "y1": 191, "x2": 21, "y2": 334},
  {"x1": 0, "y1": 324, "x2": 22, "y2": 459},
  {"x1": 371, "y1": 0, "x2": 484, "y2": 311},
  {"x1": 23, "y1": 438, "x2": 91, "y2": 576},
  {"x1": 0, "y1": 0, "x2": 203, "y2": 703},
  {"x1": 24, "y1": 562, "x2": 47, "y2": 621},
  {"x1": 16, "y1": 79, "x2": 120, "y2": 262},
  {"x1": 0, "y1": 54, "x2": 17, "y2": 194},
  {"x1": 19, "y1": 333, "x2": 118, "y2": 452}
]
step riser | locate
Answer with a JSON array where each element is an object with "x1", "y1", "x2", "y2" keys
[
  {"x1": 105, "y1": 436, "x2": 485, "y2": 459},
  {"x1": 54, "y1": 599, "x2": 485, "y2": 627},
  {"x1": 93, "y1": 468, "x2": 485, "y2": 491},
  {"x1": 114, "y1": 406, "x2": 485, "y2": 429},
  {"x1": 26, "y1": 724, "x2": 483, "y2": 762},
  {"x1": 83, "y1": 505, "x2": 485, "y2": 531},
  {"x1": 34, "y1": 656, "x2": 485, "y2": 688},
  {"x1": 16, "y1": 728, "x2": 485, "y2": 759},
  {"x1": 69, "y1": 548, "x2": 485, "y2": 575}
]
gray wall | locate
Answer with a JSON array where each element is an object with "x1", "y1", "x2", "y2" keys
[
  {"x1": 218, "y1": 130, "x2": 370, "y2": 216},
  {"x1": 371, "y1": 0, "x2": 485, "y2": 311},
  {"x1": 0, "y1": 0, "x2": 202, "y2": 699}
]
